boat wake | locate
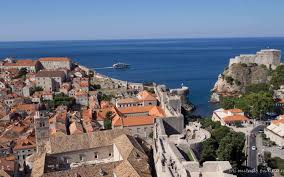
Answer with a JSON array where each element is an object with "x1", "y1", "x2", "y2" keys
[{"x1": 91, "y1": 66, "x2": 113, "y2": 70}]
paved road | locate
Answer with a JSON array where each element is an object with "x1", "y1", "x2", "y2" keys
[{"x1": 247, "y1": 125, "x2": 265, "y2": 169}]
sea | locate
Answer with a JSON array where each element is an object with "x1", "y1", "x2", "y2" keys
[{"x1": 1, "y1": 37, "x2": 284, "y2": 116}]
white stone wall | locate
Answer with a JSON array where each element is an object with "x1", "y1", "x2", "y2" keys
[
  {"x1": 40, "y1": 61, "x2": 71, "y2": 70},
  {"x1": 265, "y1": 129, "x2": 284, "y2": 147},
  {"x1": 229, "y1": 49, "x2": 281, "y2": 69}
]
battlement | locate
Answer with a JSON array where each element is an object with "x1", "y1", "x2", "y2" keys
[{"x1": 229, "y1": 49, "x2": 281, "y2": 69}]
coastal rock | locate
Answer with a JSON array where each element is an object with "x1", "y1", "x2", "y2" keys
[{"x1": 211, "y1": 63, "x2": 270, "y2": 102}]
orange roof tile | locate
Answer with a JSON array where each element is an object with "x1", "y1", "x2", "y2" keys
[
  {"x1": 117, "y1": 98, "x2": 141, "y2": 104},
  {"x1": 118, "y1": 105, "x2": 155, "y2": 114},
  {"x1": 149, "y1": 106, "x2": 165, "y2": 117},
  {"x1": 3, "y1": 59, "x2": 37, "y2": 67},
  {"x1": 138, "y1": 90, "x2": 156, "y2": 101},
  {"x1": 226, "y1": 108, "x2": 243, "y2": 113},
  {"x1": 14, "y1": 135, "x2": 36, "y2": 150},
  {"x1": 39, "y1": 57, "x2": 70, "y2": 62},
  {"x1": 112, "y1": 115, "x2": 156, "y2": 127},
  {"x1": 272, "y1": 119, "x2": 284, "y2": 125},
  {"x1": 12, "y1": 104, "x2": 37, "y2": 113},
  {"x1": 223, "y1": 114, "x2": 249, "y2": 123}
]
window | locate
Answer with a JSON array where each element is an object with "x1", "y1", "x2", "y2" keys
[
  {"x1": 94, "y1": 152, "x2": 98, "y2": 159},
  {"x1": 79, "y1": 154, "x2": 84, "y2": 161},
  {"x1": 137, "y1": 128, "x2": 140, "y2": 133},
  {"x1": 109, "y1": 153, "x2": 112, "y2": 157}
]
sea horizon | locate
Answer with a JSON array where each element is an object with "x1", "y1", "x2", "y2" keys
[{"x1": 1, "y1": 36, "x2": 284, "y2": 43}]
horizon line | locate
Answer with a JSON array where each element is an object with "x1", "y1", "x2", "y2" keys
[{"x1": 1, "y1": 36, "x2": 284, "y2": 43}]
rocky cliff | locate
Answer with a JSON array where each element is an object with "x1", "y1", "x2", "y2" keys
[{"x1": 210, "y1": 63, "x2": 270, "y2": 102}]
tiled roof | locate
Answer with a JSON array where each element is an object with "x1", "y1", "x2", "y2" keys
[
  {"x1": 137, "y1": 90, "x2": 156, "y2": 101},
  {"x1": 3, "y1": 59, "x2": 37, "y2": 67},
  {"x1": 226, "y1": 108, "x2": 243, "y2": 113},
  {"x1": 49, "y1": 129, "x2": 128, "y2": 154},
  {"x1": 12, "y1": 104, "x2": 37, "y2": 113},
  {"x1": 117, "y1": 98, "x2": 141, "y2": 104},
  {"x1": 35, "y1": 70, "x2": 65, "y2": 78},
  {"x1": 112, "y1": 115, "x2": 155, "y2": 127},
  {"x1": 118, "y1": 106, "x2": 155, "y2": 114},
  {"x1": 39, "y1": 57, "x2": 70, "y2": 62},
  {"x1": 223, "y1": 114, "x2": 249, "y2": 123},
  {"x1": 14, "y1": 135, "x2": 36, "y2": 150}
]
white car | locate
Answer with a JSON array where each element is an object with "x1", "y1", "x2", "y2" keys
[{"x1": 251, "y1": 146, "x2": 256, "y2": 150}]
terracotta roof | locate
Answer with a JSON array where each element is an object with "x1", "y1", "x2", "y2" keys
[
  {"x1": 149, "y1": 106, "x2": 165, "y2": 117},
  {"x1": 35, "y1": 70, "x2": 65, "y2": 78},
  {"x1": 223, "y1": 114, "x2": 249, "y2": 123},
  {"x1": 39, "y1": 57, "x2": 70, "y2": 62},
  {"x1": 96, "y1": 106, "x2": 118, "y2": 121},
  {"x1": 137, "y1": 90, "x2": 156, "y2": 101},
  {"x1": 117, "y1": 98, "x2": 141, "y2": 104},
  {"x1": 272, "y1": 119, "x2": 284, "y2": 125},
  {"x1": 3, "y1": 59, "x2": 37, "y2": 67},
  {"x1": 226, "y1": 108, "x2": 243, "y2": 113},
  {"x1": 112, "y1": 115, "x2": 155, "y2": 127},
  {"x1": 12, "y1": 104, "x2": 37, "y2": 113},
  {"x1": 14, "y1": 135, "x2": 36, "y2": 150},
  {"x1": 0, "y1": 156, "x2": 14, "y2": 173},
  {"x1": 79, "y1": 82, "x2": 89, "y2": 87},
  {"x1": 118, "y1": 106, "x2": 155, "y2": 114},
  {"x1": 49, "y1": 129, "x2": 128, "y2": 154}
]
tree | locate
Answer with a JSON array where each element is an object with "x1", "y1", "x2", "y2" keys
[
  {"x1": 270, "y1": 65, "x2": 284, "y2": 89},
  {"x1": 211, "y1": 126, "x2": 230, "y2": 142},
  {"x1": 200, "y1": 118, "x2": 221, "y2": 130},
  {"x1": 244, "y1": 91, "x2": 274, "y2": 119},
  {"x1": 220, "y1": 97, "x2": 237, "y2": 110},
  {"x1": 217, "y1": 132, "x2": 245, "y2": 166},
  {"x1": 103, "y1": 111, "x2": 115, "y2": 129},
  {"x1": 200, "y1": 138, "x2": 218, "y2": 163},
  {"x1": 245, "y1": 83, "x2": 269, "y2": 94}
]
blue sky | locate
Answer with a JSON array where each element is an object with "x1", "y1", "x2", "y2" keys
[{"x1": 1, "y1": 0, "x2": 284, "y2": 41}]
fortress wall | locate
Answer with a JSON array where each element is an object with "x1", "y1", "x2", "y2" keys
[{"x1": 229, "y1": 49, "x2": 281, "y2": 69}]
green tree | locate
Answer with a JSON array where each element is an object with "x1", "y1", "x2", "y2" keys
[
  {"x1": 244, "y1": 91, "x2": 274, "y2": 119},
  {"x1": 217, "y1": 132, "x2": 245, "y2": 166},
  {"x1": 245, "y1": 83, "x2": 269, "y2": 94},
  {"x1": 270, "y1": 65, "x2": 284, "y2": 89},
  {"x1": 200, "y1": 138, "x2": 218, "y2": 163},
  {"x1": 103, "y1": 111, "x2": 115, "y2": 129},
  {"x1": 211, "y1": 126, "x2": 230, "y2": 142},
  {"x1": 220, "y1": 97, "x2": 237, "y2": 109}
]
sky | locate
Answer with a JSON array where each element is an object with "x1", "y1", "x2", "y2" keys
[{"x1": 0, "y1": 0, "x2": 284, "y2": 41}]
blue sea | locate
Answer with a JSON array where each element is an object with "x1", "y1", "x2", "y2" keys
[{"x1": 1, "y1": 38, "x2": 284, "y2": 116}]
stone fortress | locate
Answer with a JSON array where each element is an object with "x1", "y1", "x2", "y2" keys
[{"x1": 229, "y1": 49, "x2": 281, "y2": 69}]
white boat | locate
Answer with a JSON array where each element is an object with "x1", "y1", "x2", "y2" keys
[{"x1": 112, "y1": 62, "x2": 130, "y2": 69}]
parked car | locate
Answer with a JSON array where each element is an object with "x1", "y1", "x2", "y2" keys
[{"x1": 252, "y1": 146, "x2": 256, "y2": 150}]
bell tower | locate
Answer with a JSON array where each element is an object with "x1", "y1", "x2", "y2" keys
[{"x1": 34, "y1": 108, "x2": 49, "y2": 153}]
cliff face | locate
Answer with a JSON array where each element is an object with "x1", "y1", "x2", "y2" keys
[{"x1": 210, "y1": 63, "x2": 270, "y2": 102}]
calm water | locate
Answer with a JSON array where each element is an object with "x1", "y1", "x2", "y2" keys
[{"x1": 1, "y1": 38, "x2": 284, "y2": 116}]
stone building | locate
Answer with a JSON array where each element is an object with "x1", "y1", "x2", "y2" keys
[
  {"x1": 112, "y1": 106, "x2": 165, "y2": 138},
  {"x1": 35, "y1": 70, "x2": 66, "y2": 92},
  {"x1": 38, "y1": 57, "x2": 71, "y2": 70},
  {"x1": 116, "y1": 90, "x2": 157, "y2": 108},
  {"x1": 0, "y1": 59, "x2": 42, "y2": 72},
  {"x1": 34, "y1": 110, "x2": 50, "y2": 153},
  {"x1": 212, "y1": 108, "x2": 249, "y2": 126},
  {"x1": 265, "y1": 115, "x2": 284, "y2": 148},
  {"x1": 28, "y1": 130, "x2": 152, "y2": 177},
  {"x1": 229, "y1": 49, "x2": 281, "y2": 69},
  {"x1": 13, "y1": 134, "x2": 36, "y2": 171}
]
